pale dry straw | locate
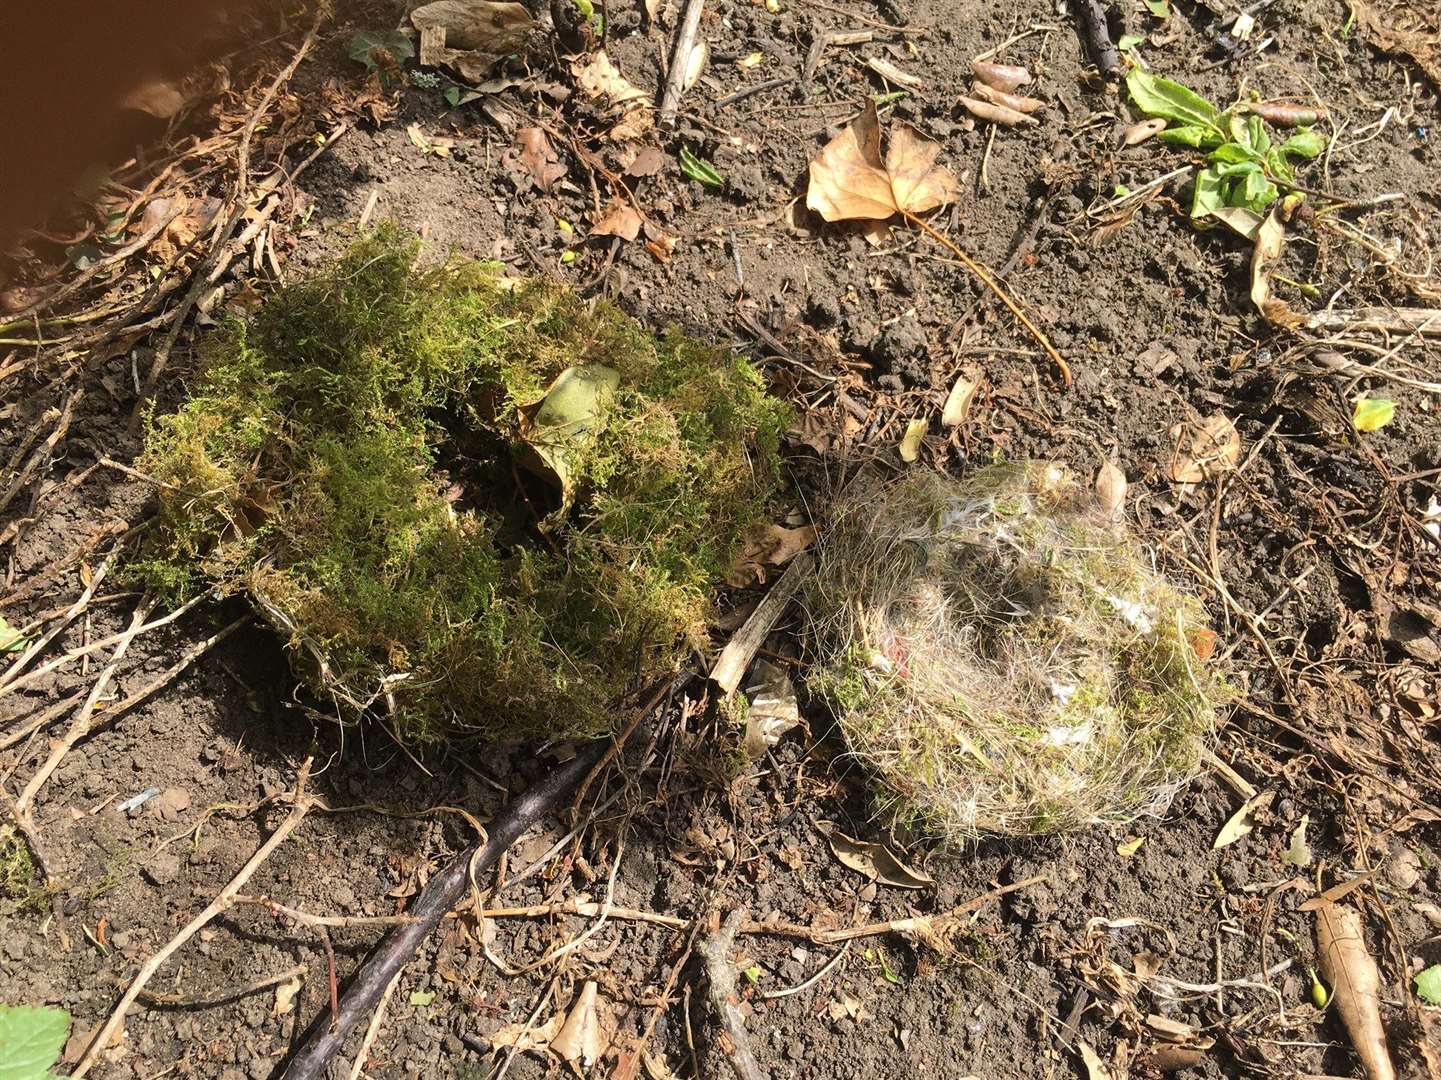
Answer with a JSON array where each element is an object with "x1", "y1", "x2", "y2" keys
[{"x1": 805, "y1": 464, "x2": 1222, "y2": 841}]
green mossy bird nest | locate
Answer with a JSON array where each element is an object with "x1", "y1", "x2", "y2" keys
[
  {"x1": 136, "y1": 228, "x2": 786, "y2": 743},
  {"x1": 806, "y1": 464, "x2": 1223, "y2": 841}
]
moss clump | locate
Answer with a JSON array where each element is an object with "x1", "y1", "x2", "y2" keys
[
  {"x1": 136, "y1": 227, "x2": 786, "y2": 742},
  {"x1": 806, "y1": 464, "x2": 1224, "y2": 841},
  {"x1": 0, "y1": 826, "x2": 42, "y2": 914}
]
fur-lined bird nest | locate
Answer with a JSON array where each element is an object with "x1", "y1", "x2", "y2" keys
[{"x1": 805, "y1": 465, "x2": 1223, "y2": 840}]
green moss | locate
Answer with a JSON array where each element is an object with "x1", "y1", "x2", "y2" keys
[
  {"x1": 136, "y1": 227, "x2": 786, "y2": 742},
  {"x1": 0, "y1": 826, "x2": 43, "y2": 914}
]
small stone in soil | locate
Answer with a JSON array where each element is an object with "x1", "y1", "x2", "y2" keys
[{"x1": 150, "y1": 787, "x2": 191, "y2": 820}]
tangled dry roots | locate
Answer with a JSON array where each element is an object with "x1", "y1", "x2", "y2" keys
[{"x1": 805, "y1": 464, "x2": 1223, "y2": 840}]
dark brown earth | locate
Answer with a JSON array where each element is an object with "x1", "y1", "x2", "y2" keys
[{"x1": 3, "y1": 1, "x2": 1440, "y2": 1078}]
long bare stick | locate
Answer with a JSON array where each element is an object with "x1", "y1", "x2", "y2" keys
[
  {"x1": 72, "y1": 759, "x2": 316, "y2": 1078},
  {"x1": 0, "y1": 590, "x2": 211, "y2": 697},
  {"x1": 0, "y1": 616, "x2": 247, "y2": 753},
  {"x1": 280, "y1": 741, "x2": 609, "y2": 1080},
  {"x1": 701, "y1": 909, "x2": 764, "y2": 1080},
  {"x1": 900, "y1": 209, "x2": 1072, "y2": 386},
  {"x1": 659, "y1": 0, "x2": 706, "y2": 127},
  {"x1": 0, "y1": 551, "x2": 114, "y2": 690},
  {"x1": 15, "y1": 598, "x2": 156, "y2": 816}
]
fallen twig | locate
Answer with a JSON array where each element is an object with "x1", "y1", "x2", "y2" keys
[
  {"x1": 137, "y1": 963, "x2": 307, "y2": 1008},
  {"x1": 347, "y1": 969, "x2": 403, "y2": 1080},
  {"x1": 72, "y1": 758, "x2": 317, "y2": 1078},
  {"x1": 0, "y1": 551, "x2": 115, "y2": 690},
  {"x1": 900, "y1": 210, "x2": 1072, "y2": 385},
  {"x1": 659, "y1": 0, "x2": 706, "y2": 127},
  {"x1": 279, "y1": 741, "x2": 609, "y2": 1080},
  {"x1": 15, "y1": 598, "x2": 157, "y2": 816},
  {"x1": 700, "y1": 909, "x2": 764, "y2": 1080},
  {"x1": 1072, "y1": 0, "x2": 1122, "y2": 76},
  {"x1": 711, "y1": 552, "x2": 813, "y2": 695}
]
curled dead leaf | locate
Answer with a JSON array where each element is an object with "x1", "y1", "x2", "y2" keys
[
  {"x1": 806, "y1": 101, "x2": 959, "y2": 222},
  {"x1": 959, "y1": 95, "x2": 1037, "y2": 126},
  {"x1": 1167, "y1": 414, "x2": 1240, "y2": 484},
  {"x1": 899, "y1": 418, "x2": 928, "y2": 462},
  {"x1": 1124, "y1": 118, "x2": 1167, "y2": 146},
  {"x1": 970, "y1": 60, "x2": 1032, "y2": 92},
  {"x1": 1315, "y1": 901, "x2": 1396, "y2": 1080},
  {"x1": 1094, "y1": 461, "x2": 1127, "y2": 518},
  {"x1": 970, "y1": 82, "x2": 1044, "y2": 114},
  {"x1": 591, "y1": 201, "x2": 644, "y2": 242},
  {"x1": 1251, "y1": 206, "x2": 1305, "y2": 329},
  {"x1": 941, "y1": 374, "x2": 978, "y2": 427},
  {"x1": 821, "y1": 825, "x2": 933, "y2": 889}
]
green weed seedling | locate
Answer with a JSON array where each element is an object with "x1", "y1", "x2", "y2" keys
[{"x1": 1126, "y1": 67, "x2": 1326, "y2": 223}]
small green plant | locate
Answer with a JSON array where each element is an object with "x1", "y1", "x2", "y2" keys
[
  {"x1": 678, "y1": 147, "x2": 725, "y2": 189},
  {"x1": 348, "y1": 29, "x2": 415, "y2": 89},
  {"x1": 1126, "y1": 67, "x2": 1326, "y2": 221},
  {"x1": 136, "y1": 227, "x2": 786, "y2": 745},
  {"x1": 0, "y1": 1005, "x2": 70, "y2": 1080}
]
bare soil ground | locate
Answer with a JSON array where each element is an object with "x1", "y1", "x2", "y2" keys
[{"x1": 3, "y1": 1, "x2": 1440, "y2": 1078}]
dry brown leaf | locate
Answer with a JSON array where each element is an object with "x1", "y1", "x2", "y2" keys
[
  {"x1": 959, "y1": 95, "x2": 1037, "y2": 126},
  {"x1": 511, "y1": 127, "x2": 566, "y2": 192},
  {"x1": 487, "y1": 1010, "x2": 564, "y2": 1052},
  {"x1": 552, "y1": 981, "x2": 610, "y2": 1067},
  {"x1": 727, "y1": 523, "x2": 817, "y2": 587},
  {"x1": 1314, "y1": 901, "x2": 1396, "y2": 1080},
  {"x1": 573, "y1": 50, "x2": 649, "y2": 105},
  {"x1": 970, "y1": 59, "x2": 1032, "y2": 92},
  {"x1": 1251, "y1": 206, "x2": 1305, "y2": 328},
  {"x1": 806, "y1": 101, "x2": 958, "y2": 222},
  {"x1": 591, "y1": 201, "x2": 643, "y2": 242},
  {"x1": 821, "y1": 825, "x2": 933, "y2": 889},
  {"x1": 1094, "y1": 461, "x2": 1127, "y2": 518},
  {"x1": 1077, "y1": 1040, "x2": 1114, "y2": 1080},
  {"x1": 1167, "y1": 414, "x2": 1240, "y2": 483},
  {"x1": 970, "y1": 82, "x2": 1045, "y2": 114},
  {"x1": 899, "y1": 417, "x2": 928, "y2": 462},
  {"x1": 1212, "y1": 790, "x2": 1272, "y2": 849},
  {"x1": 409, "y1": 0, "x2": 532, "y2": 53},
  {"x1": 941, "y1": 374, "x2": 978, "y2": 427}
]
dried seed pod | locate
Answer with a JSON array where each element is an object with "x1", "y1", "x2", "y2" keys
[
  {"x1": 971, "y1": 82, "x2": 1044, "y2": 114},
  {"x1": 1124, "y1": 118, "x2": 1168, "y2": 146},
  {"x1": 970, "y1": 60, "x2": 1032, "y2": 93},
  {"x1": 959, "y1": 95, "x2": 1037, "y2": 127},
  {"x1": 1246, "y1": 102, "x2": 1326, "y2": 127}
]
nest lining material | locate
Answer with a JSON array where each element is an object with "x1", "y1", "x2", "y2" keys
[{"x1": 805, "y1": 464, "x2": 1222, "y2": 840}]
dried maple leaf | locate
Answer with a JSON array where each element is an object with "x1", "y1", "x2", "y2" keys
[
  {"x1": 591, "y1": 201, "x2": 643, "y2": 242},
  {"x1": 806, "y1": 101, "x2": 959, "y2": 222},
  {"x1": 511, "y1": 127, "x2": 566, "y2": 192}
]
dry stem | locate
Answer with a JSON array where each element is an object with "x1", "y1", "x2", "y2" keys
[{"x1": 72, "y1": 758, "x2": 316, "y2": 1078}]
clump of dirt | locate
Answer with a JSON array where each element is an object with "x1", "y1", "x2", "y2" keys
[
  {"x1": 135, "y1": 226, "x2": 787, "y2": 743},
  {"x1": 806, "y1": 463, "x2": 1224, "y2": 839}
]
